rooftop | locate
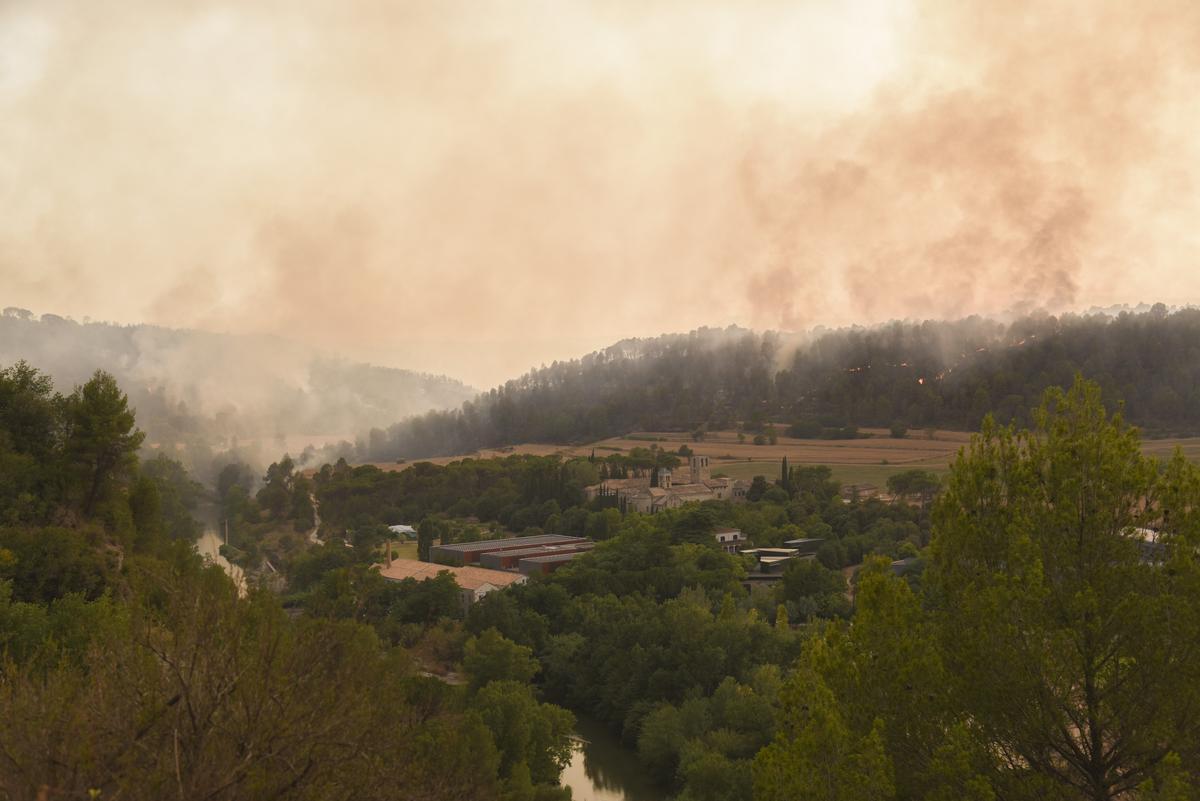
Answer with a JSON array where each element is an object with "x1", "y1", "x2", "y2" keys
[
  {"x1": 519, "y1": 552, "x2": 585, "y2": 565},
  {"x1": 378, "y1": 558, "x2": 527, "y2": 591},
  {"x1": 741, "y1": 547, "x2": 799, "y2": 557},
  {"x1": 668, "y1": 486, "x2": 715, "y2": 496},
  {"x1": 431, "y1": 534, "x2": 586, "y2": 554},
  {"x1": 482, "y1": 543, "x2": 594, "y2": 559}
]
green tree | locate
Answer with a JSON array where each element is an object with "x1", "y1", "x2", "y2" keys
[
  {"x1": 746, "y1": 476, "x2": 769, "y2": 502},
  {"x1": 0, "y1": 361, "x2": 58, "y2": 459},
  {"x1": 774, "y1": 559, "x2": 847, "y2": 620},
  {"x1": 885, "y1": 469, "x2": 940, "y2": 508},
  {"x1": 753, "y1": 648, "x2": 895, "y2": 801},
  {"x1": 61, "y1": 371, "x2": 145, "y2": 516},
  {"x1": 638, "y1": 703, "x2": 686, "y2": 782},
  {"x1": 0, "y1": 563, "x2": 505, "y2": 801},
  {"x1": 141, "y1": 455, "x2": 204, "y2": 541},
  {"x1": 463, "y1": 628, "x2": 540, "y2": 692},
  {"x1": 475, "y1": 680, "x2": 575, "y2": 784},
  {"x1": 417, "y1": 518, "x2": 438, "y2": 562},
  {"x1": 928, "y1": 377, "x2": 1200, "y2": 799}
]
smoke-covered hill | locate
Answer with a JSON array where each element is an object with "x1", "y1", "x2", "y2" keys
[
  {"x1": 357, "y1": 306, "x2": 1200, "y2": 461},
  {"x1": 0, "y1": 310, "x2": 476, "y2": 477}
]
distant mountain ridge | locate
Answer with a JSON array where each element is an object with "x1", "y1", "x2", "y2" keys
[
  {"x1": 0, "y1": 310, "x2": 476, "y2": 475},
  {"x1": 355, "y1": 306, "x2": 1200, "y2": 461}
]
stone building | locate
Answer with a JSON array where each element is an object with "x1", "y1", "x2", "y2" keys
[{"x1": 585, "y1": 453, "x2": 750, "y2": 514}]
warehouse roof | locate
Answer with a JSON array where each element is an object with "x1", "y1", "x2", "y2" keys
[
  {"x1": 378, "y1": 558, "x2": 526, "y2": 591},
  {"x1": 432, "y1": 534, "x2": 585, "y2": 554},
  {"x1": 484, "y1": 543, "x2": 594, "y2": 559},
  {"x1": 519, "y1": 552, "x2": 584, "y2": 565}
]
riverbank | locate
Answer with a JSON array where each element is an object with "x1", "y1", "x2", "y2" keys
[
  {"x1": 560, "y1": 715, "x2": 664, "y2": 801},
  {"x1": 195, "y1": 528, "x2": 246, "y2": 594}
]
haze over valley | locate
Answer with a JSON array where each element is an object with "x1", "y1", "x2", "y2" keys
[
  {"x1": 4, "y1": 0, "x2": 1200, "y2": 387},
  {"x1": 3, "y1": 2, "x2": 1200, "y2": 800}
]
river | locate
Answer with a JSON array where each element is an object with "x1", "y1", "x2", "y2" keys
[
  {"x1": 561, "y1": 716, "x2": 665, "y2": 801},
  {"x1": 195, "y1": 527, "x2": 246, "y2": 593},
  {"x1": 195, "y1": 526, "x2": 651, "y2": 798}
]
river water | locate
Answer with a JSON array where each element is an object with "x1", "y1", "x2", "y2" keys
[
  {"x1": 195, "y1": 528, "x2": 246, "y2": 592},
  {"x1": 194, "y1": 529, "x2": 652, "y2": 798},
  {"x1": 561, "y1": 716, "x2": 665, "y2": 801}
]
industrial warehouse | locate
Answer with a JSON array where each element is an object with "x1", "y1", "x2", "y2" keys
[
  {"x1": 377, "y1": 534, "x2": 596, "y2": 607},
  {"x1": 430, "y1": 533, "x2": 591, "y2": 571},
  {"x1": 376, "y1": 526, "x2": 837, "y2": 606}
]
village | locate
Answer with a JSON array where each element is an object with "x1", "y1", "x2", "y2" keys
[{"x1": 371, "y1": 452, "x2": 911, "y2": 610}]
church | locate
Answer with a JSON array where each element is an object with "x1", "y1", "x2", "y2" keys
[{"x1": 584, "y1": 455, "x2": 751, "y2": 514}]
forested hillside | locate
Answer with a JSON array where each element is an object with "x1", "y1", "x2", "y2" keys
[
  {"x1": 320, "y1": 378, "x2": 1200, "y2": 800},
  {"x1": 6, "y1": 358, "x2": 1200, "y2": 799},
  {"x1": 0, "y1": 363, "x2": 574, "y2": 800},
  {"x1": 0, "y1": 309, "x2": 476, "y2": 477},
  {"x1": 359, "y1": 306, "x2": 1200, "y2": 460}
]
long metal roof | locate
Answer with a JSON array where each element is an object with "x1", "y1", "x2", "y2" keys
[
  {"x1": 518, "y1": 551, "x2": 585, "y2": 565},
  {"x1": 432, "y1": 534, "x2": 586, "y2": 554},
  {"x1": 483, "y1": 543, "x2": 594, "y2": 559}
]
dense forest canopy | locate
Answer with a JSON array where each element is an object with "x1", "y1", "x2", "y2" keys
[
  {"x1": 0, "y1": 363, "x2": 576, "y2": 800},
  {"x1": 6, "y1": 357, "x2": 1200, "y2": 799},
  {"x1": 357, "y1": 306, "x2": 1200, "y2": 461}
]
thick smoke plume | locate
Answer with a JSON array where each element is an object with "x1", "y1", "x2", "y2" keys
[
  {"x1": 2, "y1": 0, "x2": 1198, "y2": 388},
  {"x1": 0, "y1": 312, "x2": 476, "y2": 478}
]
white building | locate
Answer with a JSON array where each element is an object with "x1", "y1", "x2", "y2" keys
[{"x1": 714, "y1": 527, "x2": 746, "y2": 554}]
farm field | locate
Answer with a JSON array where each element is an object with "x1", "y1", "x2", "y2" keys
[
  {"x1": 712, "y1": 460, "x2": 950, "y2": 488},
  {"x1": 390, "y1": 540, "x2": 418, "y2": 561},
  {"x1": 359, "y1": 429, "x2": 1200, "y2": 489},
  {"x1": 1139, "y1": 437, "x2": 1200, "y2": 462},
  {"x1": 360, "y1": 428, "x2": 967, "y2": 482}
]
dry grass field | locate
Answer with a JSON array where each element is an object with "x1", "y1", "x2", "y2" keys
[
  {"x1": 1139, "y1": 437, "x2": 1200, "y2": 462},
  {"x1": 360, "y1": 428, "x2": 1200, "y2": 489}
]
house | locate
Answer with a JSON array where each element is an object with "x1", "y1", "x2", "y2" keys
[
  {"x1": 387, "y1": 524, "x2": 417, "y2": 539},
  {"x1": 378, "y1": 558, "x2": 527, "y2": 608},
  {"x1": 714, "y1": 527, "x2": 746, "y2": 554},
  {"x1": 738, "y1": 546, "x2": 812, "y2": 588}
]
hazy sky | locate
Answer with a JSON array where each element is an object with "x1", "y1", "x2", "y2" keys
[{"x1": 2, "y1": 0, "x2": 1199, "y2": 388}]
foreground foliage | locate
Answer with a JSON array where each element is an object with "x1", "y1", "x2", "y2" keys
[
  {"x1": 755, "y1": 378, "x2": 1200, "y2": 800},
  {"x1": 0, "y1": 363, "x2": 572, "y2": 801}
]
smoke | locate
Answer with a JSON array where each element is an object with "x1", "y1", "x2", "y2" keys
[
  {"x1": 737, "y1": 1, "x2": 1200, "y2": 331},
  {"x1": 1, "y1": 0, "x2": 1198, "y2": 388},
  {"x1": 0, "y1": 312, "x2": 476, "y2": 478}
]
